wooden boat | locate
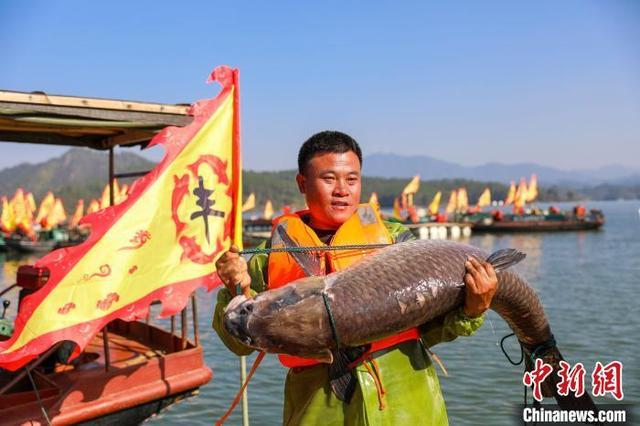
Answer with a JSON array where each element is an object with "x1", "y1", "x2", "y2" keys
[
  {"x1": 0, "y1": 266, "x2": 211, "y2": 425},
  {"x1": 470, "y1": 209, "x2": 605, "y2": 233}
]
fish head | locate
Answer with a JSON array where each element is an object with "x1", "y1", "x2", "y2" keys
[{"x1": 223, "y1": 277, "x2": 334, "y2": 361}]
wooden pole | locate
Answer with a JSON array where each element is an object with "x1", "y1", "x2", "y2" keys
[
  {"x1": 191, "y1": 294, "x2": 199, "y2": 346},
  {"x1": 240, "y1": 356, "x2": 249, "y2": 426},
  {"x1": 102, "y1": 147, "x2": 115, "y2": 372}
]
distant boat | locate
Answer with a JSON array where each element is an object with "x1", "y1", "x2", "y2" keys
[{"x1": 469, "y1": 208, "x2": 604, "y2": 233}]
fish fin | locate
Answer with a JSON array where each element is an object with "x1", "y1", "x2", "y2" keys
[
  {"x1": 486, "y1": 248, "x2": 526, "y2": 273},
  {"x1": 328, "y1": 349, "x2": 358, "y2": 403},
  {"x1": 275, "y1": 224, "x2": 323, "y2": 276}
]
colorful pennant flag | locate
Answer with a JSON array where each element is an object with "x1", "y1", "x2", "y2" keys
[
  {"x1": 69, "y1": 199, "x2": 85, "y2": 229},
  {"x1": 241, "y1": 192, "x2": 256, "y2": 212},
  {"x1": 0, "y1": 66, "x2": 242, "y2": 371},
  {"x1": 263, "y1": 200, "x2": 274, "y2": 220},
  {"x1": 428, "y1": 191, "x2": 441, "y2": 216},
  {"x1": 36, "y1": 192, "x2": 55, "y2": 227},
  {"x1": 526, "y1": 174, "x2": 538, "y2": 203},
  {"x1": 477, "y1": 188, "x2": 491, "y2": 208},
  {"x1": 445, "y1": 190, "x2": 458, "y2": 214},
  {"x1": 504, "y1": 181, "x2": 516, "y2": 205},
  {"x1": 402, "y1": 175, "x2": 420, "y2": 195},
  {"x1": 457, "y1": 187, "x2": 469, "y2": 212}
]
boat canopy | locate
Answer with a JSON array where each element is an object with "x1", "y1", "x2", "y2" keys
[{"x1": 0, "y1": 89, "x2": 193, "y2": 149}]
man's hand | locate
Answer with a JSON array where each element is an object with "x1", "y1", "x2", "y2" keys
[
  {"x1": 463, "y1": 257, "x2": 498, "y2": 317},
  {"x1": 215, "y1": 245, "x2": 251, "y2": 297}
]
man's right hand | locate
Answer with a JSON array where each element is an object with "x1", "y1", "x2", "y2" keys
[{"x1": 215, "y1": 245, "x2": 252, "y2": 297}]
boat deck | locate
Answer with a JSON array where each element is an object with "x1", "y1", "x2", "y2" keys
[{"x1": 0, "y1": 320, "x2": 212, "y2": 425}]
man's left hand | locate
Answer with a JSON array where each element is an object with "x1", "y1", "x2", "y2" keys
[{"x1": 463, "y1": 257, "x2": 498, "y2": 317}]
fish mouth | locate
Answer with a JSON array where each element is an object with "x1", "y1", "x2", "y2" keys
[{"x1": 223, "y1": 297, "x2": 256, "y2": 347}]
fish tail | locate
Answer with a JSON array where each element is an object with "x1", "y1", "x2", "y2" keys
[
  {"x1": 523, "y1": 344, "x2": 600, "y2": 417},
  {"x1": 486, "y1": 248, "x2": 526, "y2": 273}
]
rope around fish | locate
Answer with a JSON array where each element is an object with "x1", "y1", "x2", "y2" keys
[{"x1": 239, "y1": 243, "x2": 391, "y2": 255}]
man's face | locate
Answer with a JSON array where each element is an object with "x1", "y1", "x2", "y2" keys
[{"x1": 296, "y1": 151, "x2": 361, "y2": 230}]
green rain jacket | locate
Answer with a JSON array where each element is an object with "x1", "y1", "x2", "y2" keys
[{"x1": 213, "y1": 220, "x2": 484, "y2": 425}]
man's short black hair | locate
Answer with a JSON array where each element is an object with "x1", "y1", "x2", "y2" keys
[{"x1": 297, "y1": 130, "x2": 362, "y2": 174}]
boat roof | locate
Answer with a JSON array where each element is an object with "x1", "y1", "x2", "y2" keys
[{"x1": 0, "y1": 89, "x2": 193, "y2": 150}]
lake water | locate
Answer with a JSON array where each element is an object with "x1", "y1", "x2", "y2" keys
[{"x1": 1, "y1": 200, "x2": 638, "y2": 425}]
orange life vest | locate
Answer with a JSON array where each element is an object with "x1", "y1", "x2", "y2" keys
[{"x1": 267, "y1": 203, "x2": 420, "y2": 369}]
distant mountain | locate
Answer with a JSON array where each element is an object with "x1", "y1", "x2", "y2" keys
[
  {"x1": 363, "y1": 153, "x2": 640, "y2": 186},
  {"x1": 0, "y1": 148, "x2": 155, "y2": 207},
  {"x1": 1, "y1": 149, "x2": 638, "y2": 208}
]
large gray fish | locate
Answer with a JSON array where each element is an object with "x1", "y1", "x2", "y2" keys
[{"x1": 224, "y1": 239, "x2": 598, "y2": 412}]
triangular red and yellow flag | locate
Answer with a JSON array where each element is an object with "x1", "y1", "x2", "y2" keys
[
  {"x1": 36, "y1": 192, "x2": 56, "y2": 226},
  {"x1": 86, "y1": 199, "x2": 100, "y2": 215},
  {"x1": 263, "y1": 200, "x2": 274, "y2": 220},
  {"x1": 241, "y1": 192, "x2": 256, "y2": 212},
  {"x1": 477, "y1": 188, "x2": 491, "y2": 208},
  {"x1": 69, "y1": 199, "x2": 85, "y2": 229},
  {"x1": 445, "y1": 190, "x2": 458, "y2": 214},
  {"x1": 428, "y1": 191, "x2": 441, "y2": 216},
  {"x1": 0, "y1": 66, "x2": 242, "y2": 371},
  {"x1": 1, "y1": 196, "x2": 14, "y2": 232},
  {"x1": 504, "y1": 181, "x2": 516, "y2": 205},
  {"x1": 525, "y1": 174, "x2": 538, "y2": 203},
  {"x1": 457, "y1": 187, "x2": 469, "y2": 212}
]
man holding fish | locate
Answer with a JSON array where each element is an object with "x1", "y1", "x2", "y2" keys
[{"x1": 213, "y1": 131, "x2": 498, "y2": 425}]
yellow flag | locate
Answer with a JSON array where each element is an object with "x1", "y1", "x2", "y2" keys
[
  {"x1": 99, "y1": 183, "x2": 111, "y2": 209},
  {"x1": 428, "y1": 191, "x2": 441, "y2": 216},
  {"x1": 514, "y1": 177, "x2": 528, "y2": 212},
  {"x1": 69, "y1": 200, "x2": 85, "y2": 229},
  {"x1": 393, "y1": 197, "x2": 402, "y2": 219},
  {"x1": 402, "y1": 175, "x2": 420, "y2": 195},
  {"x1": 45, "y1": 198, "x2": 67, "y2": 228},
  {"x1": 36, "y1": 192, "x2": 56, "y2": 225},
  {"x1": 445, "y1": 190, "x2": 458, "y2": 214},
  {"x1": 457, "y1": 188, "x2": 469, "y2": 212},
  {"x1": 242, "y1": 192, "x2": 256, "y2": 212},
  {"x1": 477, "y1": 188, "x2": 491, "y2": 208},
  {"x1": 26, "y1": 192, "x2": 37, "y2": 214},
  {"x1": 526, "y1": 174, "x2": 538, "y2": 203},
  {"x1": 504, "y1": 181, "x2": 516, "y2": 205},
  {"x1": 0, "y1": 66, "x2": 242, "y2": 371},
  {"x1": 263, "y1": 200, "x2": 274, "y2": 220},
  {"x1": 1, "y1": 196, "x2": 14, "y2": 232},
  {"x1": 86, "y1": 199, "x2": 100, "y2": 215},
  {"x1": 119, "y1": 184, "x2": 129, "y2": 203}
]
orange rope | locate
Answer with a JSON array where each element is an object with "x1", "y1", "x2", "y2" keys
[
  {"x1": 363, "y1": 357, "x2": 386, "y2": 410},
  {"x1": 215, "y1": 351, "x2": 266, "y2": 426}
]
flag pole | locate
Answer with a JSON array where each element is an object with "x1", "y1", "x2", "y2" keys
[
  {"x1": 240, "y1": 355, "x2": 249, "y2": 426},
  {"x1": 231, "y1": 68, "x2": 249, "y2": 426}
]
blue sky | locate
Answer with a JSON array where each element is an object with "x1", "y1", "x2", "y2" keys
[{"x1": 1, "y1": 1, "x2": 639, "y2": 171}]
